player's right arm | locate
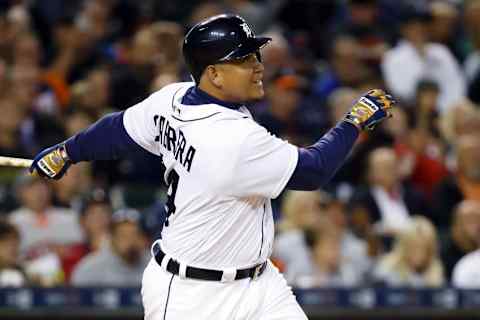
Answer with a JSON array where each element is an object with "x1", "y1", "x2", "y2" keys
[{"x1": 224, "y1": 89, "x2": 394, "y2": 198}]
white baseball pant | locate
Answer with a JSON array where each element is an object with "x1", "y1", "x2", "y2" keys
[{"x1": 141, "y1": 258, "x2": 308, "y2": 320}]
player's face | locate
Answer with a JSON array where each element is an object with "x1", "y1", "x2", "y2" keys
[{"x1": 216, "y1": 53, "x2": 265, "y2": 102}]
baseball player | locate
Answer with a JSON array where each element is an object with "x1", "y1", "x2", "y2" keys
[{"x1": 30, "y1": 14, "x2": 394, "y2": 320}]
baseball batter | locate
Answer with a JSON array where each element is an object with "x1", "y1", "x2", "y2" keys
[{"x1": 30, "y1": 14, "x2": 395, "y2": 320}]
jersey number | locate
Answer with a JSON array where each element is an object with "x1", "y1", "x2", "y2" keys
[{"x1": 161, "y1": 158, "x2": 179, "y2": 227}]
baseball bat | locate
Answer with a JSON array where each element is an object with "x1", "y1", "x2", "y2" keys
[{"x1": 0, "y1": 156, "x2": 33, "y2": 168}]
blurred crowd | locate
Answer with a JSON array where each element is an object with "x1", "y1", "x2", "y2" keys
[{"x1": 0, "y1": 0, "x2": 480, "y2": 290}]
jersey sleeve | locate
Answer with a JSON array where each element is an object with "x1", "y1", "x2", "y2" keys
[
  {"x1": 123, "y1": 95, "x2": 160, "y2": 156},
  {"x1": 227, "y1": 122, "x2": 298, "y2": 199}
]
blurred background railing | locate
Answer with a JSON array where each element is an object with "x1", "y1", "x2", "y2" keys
[{"x1": 1, "y1": 287, "x2": 480, "y2": 319}]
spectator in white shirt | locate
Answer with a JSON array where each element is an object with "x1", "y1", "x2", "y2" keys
[
  {"x1": 452, "y1": 250, "x2": 480, "y2": 288},
  {"x1": 382, "y1": 6, "x2": 465, "y2": 114},
  {"x1": 349, "y1": 147, "x2": 430, "y2": 237}
]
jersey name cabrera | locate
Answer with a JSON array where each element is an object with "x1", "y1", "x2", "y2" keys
[{"x1": 123, "y1": 82, "x2": 298, "y2": 269}]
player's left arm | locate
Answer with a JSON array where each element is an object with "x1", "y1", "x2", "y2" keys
[
  {"x1": 29, "y1": 90, "x2": 160, "y2": 180},
  {"x1": 286, "y1": 89, "x2": 395, "y2": 190},
  {"x1": 29, "y1": 111, "x2": 148, "y2": 179}
]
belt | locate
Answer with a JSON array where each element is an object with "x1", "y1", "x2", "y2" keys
[{"x1": 153, "y1": 244, "x2": 267, "y2": 281}]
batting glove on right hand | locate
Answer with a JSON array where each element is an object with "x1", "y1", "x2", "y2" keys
[
  {"x1": 344, "y1": 89, "x2": 396, "y2": 131},
  {"x1": 29, "y1": 143, "x2": 72, "y2": 180}
]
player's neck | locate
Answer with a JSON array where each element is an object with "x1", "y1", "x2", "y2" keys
[{"x1": 194, "y1": 83, "x2": 244, "y2": 109}]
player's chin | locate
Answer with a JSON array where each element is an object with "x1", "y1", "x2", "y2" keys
[{"x1": 249, "y1": 86, "x2": 265, "y2": 101}]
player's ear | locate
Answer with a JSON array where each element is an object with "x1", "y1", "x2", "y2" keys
[{"x1": 205, "y1": 65, "x2": 223, "y2": 88}]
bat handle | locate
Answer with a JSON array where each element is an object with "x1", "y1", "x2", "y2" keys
[{"x1": 0, "y1": 156, "x2": 34, "y2": 168}]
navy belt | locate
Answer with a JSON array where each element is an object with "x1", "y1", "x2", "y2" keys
[{"x1": 153, "y1": 244, "x2": 266, "y2": 281}]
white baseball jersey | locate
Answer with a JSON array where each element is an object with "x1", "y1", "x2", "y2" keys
[{"x1": 123, "y1": 82, "x2": 298, "y2": 269}]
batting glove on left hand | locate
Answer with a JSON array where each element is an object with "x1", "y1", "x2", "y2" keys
[
  {"x1": 29, "y1": 143, "x2": 72, "y2": 179},
  {"x1": 344, "y1": 89, "x2": 396, "y2": 131}
]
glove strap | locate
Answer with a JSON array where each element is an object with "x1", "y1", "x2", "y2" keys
[
  {"x1": 58, "y1": 143, "x2": 71, "y2": 163},
  {"x1": 343, "y1": 115, "x2": 363, "y2": 131}
]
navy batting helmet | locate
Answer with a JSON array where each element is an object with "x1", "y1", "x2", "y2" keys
[{"x1": 183, "y1": 14, "x2": 272, "y2": 83}]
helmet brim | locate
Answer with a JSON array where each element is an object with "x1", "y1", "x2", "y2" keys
[{"x1": 219, "y1": 36, "x2": 272, "y2": 62}]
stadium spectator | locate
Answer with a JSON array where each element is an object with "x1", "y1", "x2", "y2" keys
[
  {"x1": 109, "y1": 25, "x2": 160, "y2": 110},
  {"x1": 0, "y1": 220, "x2": 27, "y2": 287},
  {"x1": 295, "y1": 221, "x2": 363, "y2": 288},
  {"x1": 41, "y1": 14, "x2": 79, "y2": 110},
  {"x1": 396, "y1": 81, "x2": 450, "y2": 198},
  {"x1": 322, "y1": 197, "x2": 372, "y2": 280},
  {"x1": 10, "y1": 62, "x2": 65, "y2": 155},
  {"x1": 438, "y1": 99, "x2": 480, "y2": 148},
  {"x1": 349, "y1": 147, "x2": 430, "y2": 237},
  {"x1": 9, "y1": 174, "x2": 83, "y2": 254},
  {"x1": 0, "y1": 97, "x2": 29, "y2": 159},
  {"x1": 68, "y1": 66, "x2": 112, "y2": 121},
  {"x1": 463, "y1": 0, "x2": 480, "y2": 104},
  {"x1": 381, "y1": 5, "x2": 465, "y2": 114},
  {"x1": 329, "y1": 0, "x2": 391, "y2": 65},
  {"x1": 441, "y1": 200, "x2": 480, "y2": 280},
  {"x1": 149, "y1": 21, "x2": 184, "y2": 76},
  {"x1": 71, "y1": 208, "x2": 149, "y2": 286},
  {"x1": 312, "y1": 35, "x2": 371, "y2": 102},
  {"x1": 8, "y1": 174, "x2": 83, "y2": 286},
  {"x1": 12, "y1": 30, "x2": 41, "y2": 69},
  {"x1": 428, "y1": 0, "x2": 465, "y2": 63},
  {"x1": 77, "y1": 189, "x2": 112, "y2": 252},
  {"x1": 273, "y1": 190, "x2": 321, "y2": 284},
  {"x1": 62, "y1": 188, "x2": 112, "y2": 282},
  {"x1": 432, "y1": 133, "x2": 480, "y2": 228},
  {"x1": 255, "y1": 72, "x2": 323, "y2": 145},
  {"x1": 11, "y1": 31, "x2": 67, "y2": 117},
  {"x1": 257, "y1": 31, "x2": 292, "y2": 83},
  {"x1": 0, "y1": 95, "x2": 28, "y2": 214},
  {"x1": 223, "y1": 0, "x2": 287, "y2": 34},
  {"x1": 0, "y1": 3, "x2": 31, "y2": 63},
  {"x1": 452, "y1": 249, "x2": 480, "y2": 288},
  {"x1": 373, "y1": 216, "x2": 444, "y2": 287},
  {"x1": 411, "y1": 80, "x2": 441, "y2": 137}
]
